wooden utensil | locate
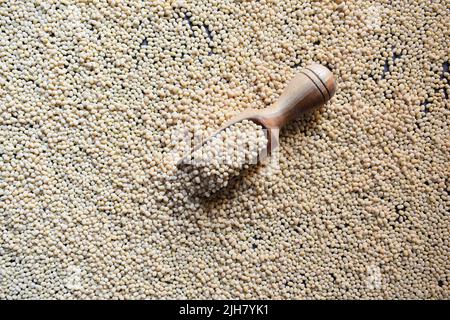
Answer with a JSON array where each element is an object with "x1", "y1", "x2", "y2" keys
[{"x1": 178, "y1": 63, "x2": 336, "y2": 165}]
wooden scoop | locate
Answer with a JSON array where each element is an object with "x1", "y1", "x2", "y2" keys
[{"x1": 178, "y1": 63, "x2": 336, "y2": 165}]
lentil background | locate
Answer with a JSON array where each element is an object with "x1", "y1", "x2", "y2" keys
[{"x1": 0, "y1": 0, "x2": 449, "y2": 299}]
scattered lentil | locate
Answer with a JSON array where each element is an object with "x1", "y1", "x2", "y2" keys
[{"x1": 0, "y1": 0, "x2": 448, "y2": 299}]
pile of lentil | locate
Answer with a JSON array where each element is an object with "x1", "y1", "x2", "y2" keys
[
  {"x1": 0, "y1": 0, "x2": 448, "y2": 299},
  {"x1": 179, "y1": 120, "x2": 268, "y2": 198}
]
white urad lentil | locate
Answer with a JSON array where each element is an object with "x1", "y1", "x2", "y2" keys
[{"x1": 0, "y1": 0, "x2": 448, "y2": 299}]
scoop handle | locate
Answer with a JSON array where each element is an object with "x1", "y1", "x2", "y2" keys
[{"x1": 262, "y1": 64, "x2": 336, "y2": 129}]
